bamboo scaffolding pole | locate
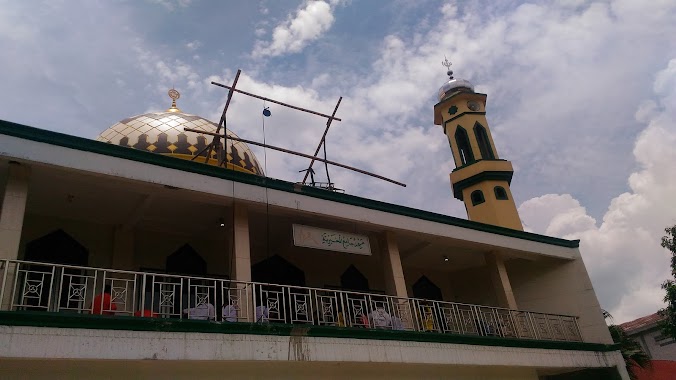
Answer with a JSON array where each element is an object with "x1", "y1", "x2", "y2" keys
[
  {"x1": 210, "y1": 81, "x2": 342, "y2": 122},
  {"x1": 184, "y1": 127, "x2": 405, "y2": 187},
  {"x1": 302, "y1": 97, "x2": 342, "y2": 184},
  {"x1": 192, "y1": 70, "x2": 242, "y2": 164}
]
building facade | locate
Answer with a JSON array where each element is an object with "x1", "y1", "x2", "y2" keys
[
  {"x1": 622, "y1": 313, "x2": 676, "y2": 361},
  {"x1": 0, "y1": 77, "x2": 629, "y2": 379}
]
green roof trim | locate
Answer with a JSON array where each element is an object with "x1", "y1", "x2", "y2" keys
[
  {"x1": 433, "y1": 92, "x2": 488, "y2": 109},
  {"x1": 0, "y1": 311, "x2": 617, "y2": 352},
  {"x1": 0, "y1": 119, "x2": 579, "y2": 248},
  {"x1": 445, "y1": 111, "x2": 487, "y2": 124},
  {"x1": 452, "y1": 170, "x2": 514, "y2": 200}
]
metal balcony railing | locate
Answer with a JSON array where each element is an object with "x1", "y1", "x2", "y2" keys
[{"x1": 0, "y1": 259, "x2": 582, "y2": 342}]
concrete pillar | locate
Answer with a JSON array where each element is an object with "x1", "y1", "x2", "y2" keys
[
  {"x1": 0, "y1": 162, "x2": 30, "y2": 311},
  {"x1": 112, "y1": 227, "x2": 135, "y2": 270},
  {"x1": 485, "y1": 251, "x2": 517, "y2": 309},
  {"x1": 233, "y1": 203, "x2": 252, "y2": 283},
  {"x1": 381, "y1": 231, "x2": 413, "y2": 329},
  {"x1": 232, "y1": 203, "x2": 253, "y2": 321},
  {"x1": 0, "y1": 162, "x2": 30, "y2": 260},
  {"x1": 381, "y1": 231, "x2": 408, "y2": 298}
]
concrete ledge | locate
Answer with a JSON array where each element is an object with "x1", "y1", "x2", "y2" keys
[
  {"x1": 0, "y1": 311, "x2": 616, "y2": 352},
  {"x1": 0, "y1": 323, "x2": 625, "y2": 371}
]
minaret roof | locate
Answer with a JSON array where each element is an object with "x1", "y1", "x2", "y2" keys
[{"x1": 438, "y1": 58, "x2": 474, "y2": 101}]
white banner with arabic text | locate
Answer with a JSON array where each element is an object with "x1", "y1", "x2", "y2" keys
[{"x1": 292, "y1": 224, "x2": 371, "y2": 255}]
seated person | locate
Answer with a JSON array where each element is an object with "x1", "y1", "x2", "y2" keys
[
  {"x1": 222, "y1": 304, "x2": 238, "y2": 322},
  {"x1": 475, "y1": 318, "x2": 496, "y2": 336},
  {"x1": 183, "y1": 302, "x2": 215, "y2": 321},
  {"x1": 391, "y1": 316, "x2": 405, "y2": 331},
  {"x1": 92, "y1": 285, "x2": 117, "y2": 315},
  {"x1": 420, "y1": 306, "x2": 436, "y2": 331},
  {"x1": 134, "y1": 309, "x2": 158, "y2": 318},
  {"x1": 255, "y1": 305, "x2": 270, "y2": 323},
  {"x1": 369, "y1": 306, "x2": 392, "y2": 329},
  {"x1": 337, "y1": 312, "x2": 346, "y2": 327},
  {"x1": 358, "y1": 314, "x2": 369, "y2": 327}
]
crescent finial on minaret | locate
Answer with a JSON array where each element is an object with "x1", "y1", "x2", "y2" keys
[{"x1": 442, "y1": 56, "x2": 454, "y2": 80}]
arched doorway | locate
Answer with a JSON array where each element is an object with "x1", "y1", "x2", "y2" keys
[
  {"x1": 22, "y1": 230, "x2": 89, "y2": 311},
  {"x1": 412, "y1": 276, "x2": 443, "y2": 301},
  {"x1": 252, "y1": 255, "x2": 305, "y2": 287},
  {"x1": 340, "y1": 265, "x2": 370, "y2": 292},
  {"x1": 252, "y1": 255, "x2": 306, "y2": 323},
  {"x1": 165, "y1": 244, "x2": 207, "y2": 276},
  {"x1": 24, "y1": 229, "x2": 89, "y2": 265},
  {"x1": 156, "y1": 244, "x2": 208, "y2": 316}
]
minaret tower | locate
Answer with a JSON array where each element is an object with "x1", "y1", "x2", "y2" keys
[{"x1": 434, "y1": 59, "x2": 523, "y2": 230}]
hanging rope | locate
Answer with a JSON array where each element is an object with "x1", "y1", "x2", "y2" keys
[
  {"x1": 262, "y1": 102, "x2": 269, "y2": 176},
  {"x1": 228, "y1": 121, "x2": 236, "y2": 282},
  {"x1": 261, "y1": 101, "x2": 271, "y2": 260}
]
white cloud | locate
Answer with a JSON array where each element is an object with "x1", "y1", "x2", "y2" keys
[
  {"x1": 259, "y1": 4, "x2": 269, "y2": 15},
  {"x1": 518, "y1": 59, "x2": 676, "y2": 323},
  {"x1": 519, "y1": 194, "x2": 597, "y2": 237},
  {"x1": 147, "y1": 0, "x2": 192, "y2": 11},
  {"x1": 252, "y1": 1, "x2": 339, "y2": 59},
  {"x1": 185, "y1": 40, "x2": 201, "y2": 51},
  {"x1": 134, "y1": 44, "x2": 201, "y2": 92}
]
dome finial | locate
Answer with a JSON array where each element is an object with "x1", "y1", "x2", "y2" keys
[
  {"x1": 437, "y1": 57, "x2": 474, "y2": 101},
  {"x1": 167, "y1": 88, "x2": 181, "y2": 112},
  {"x1": 442, "y1": 56, "x2": 454, "y2": 80}
]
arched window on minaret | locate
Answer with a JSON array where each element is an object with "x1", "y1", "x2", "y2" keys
[
  {"x1": 494, "y1": 186, "x2": 509, "y2": 200},
  {"x1": 454, "y1": 126, "x2": 474, "y2": 165},
  {"x1": 471, "y1": 190, "x2": 485, "y2": 206},
  {"x1": 473, "y1": 123, "x2": 495, "y2": 160}
]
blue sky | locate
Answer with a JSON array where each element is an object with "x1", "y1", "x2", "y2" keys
[{"x1": 1, "y1": 0, "x2": 675, "y2": 323}]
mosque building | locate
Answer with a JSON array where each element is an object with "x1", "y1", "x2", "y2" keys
[{"x1": 0, "y1": 67, "x2": 630, "y2": 379}]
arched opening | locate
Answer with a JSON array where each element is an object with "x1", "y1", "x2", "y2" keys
[
  {"x1": 454, "y1": 126, "x2": 475, "y2": 165},
  {"x1": 339, "y1": 265, "x2": 372, "y2": 327},
  {"x1": 473, "y1": 123, "x2": 495, "y2": 160},
  {"x1": 412, "y1": 276, "x2": 443, "y2": 301},
  {"x1": 471, "y1": 190, "x2": 485, "y2": 206},
  {"x1": 252, "y1": 255, "x2": 306, "y2": 324},
  {"x1": 252, "y1": 255, "x2": 306, "y2": 287},
  {"x1": 162, "y1": 244, "x2": 209, "y2": 316},
  {"x1": 23, "y1": 230, "x2": 89, "y2": 311},
  {"x1": 494, "y1": 186, "x2": 509, "y2": 200},
  {"x1": 340, "y1": 265, "x2": 370, "y2": 292},
  {"x1": 166, "y1": 244, "x2": 207, "y2": 276},
  {"x1": 25, "y1": 229, "x2": 89, "y2": 265}
]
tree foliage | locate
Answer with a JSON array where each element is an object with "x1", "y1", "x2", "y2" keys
[
  {"x1": 608, "y1": 324, "x2": 651, "y2": 380},
  {"x1": 603, "y1": 310, "x2": 651, "y2": 380},
  {"x1": 659, "y1": 225, "x2": 676, "y2": 339}
]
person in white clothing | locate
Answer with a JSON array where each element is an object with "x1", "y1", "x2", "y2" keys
[
  {"x1": 184, "y1": 302, "x2": 215, "y2": 321},
  {"x1": 369, "y1": 306, "x2": 392, "y2": 329},
  {"x1": 391, "y1": 316, "x2": 405, "y2": 330},
  {"x1": 222, "y1": 304, "x2": 238, "y2": 322},
  {"x1": 256, "y1": 305, "x2": 270, "y2": 323}
]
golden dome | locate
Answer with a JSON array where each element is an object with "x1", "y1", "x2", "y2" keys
[{"x1": 96, "y1": 91, "x2": 263, "y2": 175}]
